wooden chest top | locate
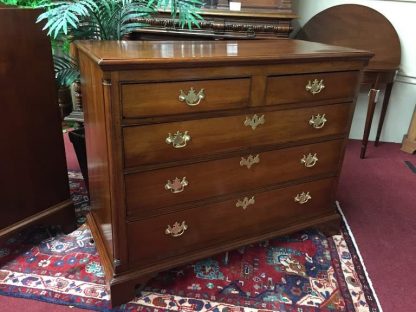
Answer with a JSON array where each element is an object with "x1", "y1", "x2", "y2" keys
[{"x1": 75, "y1": 39, "x2": 372, "y2": 69}]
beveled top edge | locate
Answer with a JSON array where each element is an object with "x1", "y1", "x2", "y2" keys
[{"x1": 75, "y1": 39, "x2": 373, "y2": 69}]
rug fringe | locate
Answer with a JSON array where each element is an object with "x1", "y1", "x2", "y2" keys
[{"x1": 335, "y1": 201, "x2": 384, "y2": 312}]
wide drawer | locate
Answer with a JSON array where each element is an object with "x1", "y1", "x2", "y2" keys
[
  {"x1": 123, "y1": 102, "x2": 352, "y2": 168},
  {"x1": 122, "y1": 78, "x2": 250, "y2": 118},
  {"x1": 266, "y1": 71, "x2": 359, "y2": 106},
  {"x1": 125, "y1": 139, "x2": 343, "y2": 216},
  {"x1": 127, "y1": 177, "x2": 336, "y2": 267}
]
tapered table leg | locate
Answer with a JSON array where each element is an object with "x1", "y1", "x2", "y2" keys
[
  {"x1": 375, "y1": 82, "x2": 393, "y2": 146},
  {"x1": 361, "y1": 88, "x2": 379, "y2": 158}
]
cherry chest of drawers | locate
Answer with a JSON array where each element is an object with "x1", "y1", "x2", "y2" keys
[{"x1": 75, "y1": 39, "x2": 372, "y2": 306}]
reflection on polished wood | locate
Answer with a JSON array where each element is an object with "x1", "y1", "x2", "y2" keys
[
  {"x1": 296, "y1": 4, "x2": 401, "y2": 158},
  {"x1": 75, "y1": 39, "x2": 371, "y2": 69}
]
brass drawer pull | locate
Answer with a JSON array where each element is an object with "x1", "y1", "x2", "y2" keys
[
  {"x1": 244, "y1": 114, "x2": 265, "y2": 130},
  {"x1": 240, "y1": 154, "x2": 260, "y2": 169},
  {"x1": 236, "y1": 196, "x2": 255, "y2": 210},
  {"x1": 166, "y1": 130, "x2": 191, "y2": 148},
  {"x1": 165, "y1": 177, "x2": 188, "y2": 193},
  {"x1": 294, "y1": 192, "x2": 312, "y2": 204},
  {"x1": 301, "y1": 153, "x2": 318, "y2": 168},
  {"x1": 306, "y1": 79, "x2": 325, "y2": 95},
  {"x1": 309, "y1": 114, "x2": 327, "y2": 129},
  {"x1": 179, "y1": 87, "x2": 205, "y2": 106},
  {"x1": 165, "y1": 221, "x2": 188, "y2": 237}
]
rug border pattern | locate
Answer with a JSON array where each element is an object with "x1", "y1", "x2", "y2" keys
[{"x1": 335, "y1": 201, "x2": 383, "y2": 312}]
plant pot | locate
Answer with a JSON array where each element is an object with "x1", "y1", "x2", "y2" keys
[{"x1": 57, "y1": 85, "x2": 73, "y2": 119}]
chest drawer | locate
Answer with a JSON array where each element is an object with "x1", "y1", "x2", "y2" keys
[
  {"x1": 266, "y1": 71, "x2": 359, "y2": 106},
  {"x1": 123, "y1": 102, "x2": 352, "y2": 168},
  {"x1": 122, "y1": 78, "x2": 250, "y2": 118},
  {"x1": 127, "y1": 177, "x2": 335, "y2": 267},
  {"x1": 125, "y1": 139, "x2": 343, "y2": 217}
]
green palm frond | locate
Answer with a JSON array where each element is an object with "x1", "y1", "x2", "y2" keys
[
  {"x1": 53, "y1": 54, "x2": 79, "y2": 86},
  {"x1": 36, "y1": 0, "x2": 204, "y2": 86},
  {"x1": 36, "y1": 0, "x2": 98, "y2": 38},
  {"x1": 147, "y1": 0, "x2": 203, "y2": 29},
  {"x1": 118, "y1": 1, "x2": 155, "y2": 38},
  {"x1": 0, "y1": 0, "x2": 49, "y2": 7},
  {"x1": 0, "y1": 0, "x2": 18, "y2": 5},
  {"x1": 37, "y1": 0, "x2": 202, "y2": 40}
]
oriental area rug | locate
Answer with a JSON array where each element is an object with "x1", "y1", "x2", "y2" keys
[{"x1": 0, "y1": 172, "x2": 382, "y2": 312}]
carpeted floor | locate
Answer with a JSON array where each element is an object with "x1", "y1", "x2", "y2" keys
[
  {"x1": 0, "y1": 137, "x2": 414, "y2": 311},
  {"x1": 336, "y1": 140, "x2": 416, "y2": 312}
]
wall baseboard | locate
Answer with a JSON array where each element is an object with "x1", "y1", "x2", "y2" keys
[{"x1": 396, "y1": 73, "x2": 416, "y2": 85}]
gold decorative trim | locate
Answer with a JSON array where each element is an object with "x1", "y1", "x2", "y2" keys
[{"x1": 102, "y1": 79, "x2": 112, "y2": 86}]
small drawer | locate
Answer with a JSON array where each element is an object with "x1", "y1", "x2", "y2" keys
[
  {"x1": 123, "y1": 102, "x2": 352, "y2": 168},
  {"x1": 127, "y1": 177, "x2": 336, "y2": 267},
  {"x1": 121, "y1": 78, "x2": 250, "y2": 118},
  {"x1": 125, "y1": 139, "x2": 344, "y2": 216},
  {"x1": 266, "y1": 71, "x2": 360, "y2": 106}
]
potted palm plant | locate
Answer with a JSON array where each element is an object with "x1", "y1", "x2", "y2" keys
[
  {"x1": 38, "y1": 0, "x2": 203, "y2": 104},
  {"x1": 38, "y1": 0, "x2": 202, "y2": 39},
  {"x1": 0, "y1": 0, "x2": 48, "y2": 6},
  {"x1": 36, "y1": 0, "x2": 203, "y2": 184}
]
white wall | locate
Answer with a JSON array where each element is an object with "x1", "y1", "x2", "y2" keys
[{"x1": 293, "y1": 0, "x2": 416, "y2": 143}]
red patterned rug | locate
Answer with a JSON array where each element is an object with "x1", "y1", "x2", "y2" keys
[{"x1": 0, "y1": 172, "x2": 381, "y2": 312}]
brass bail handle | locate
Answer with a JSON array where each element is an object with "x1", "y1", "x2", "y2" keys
[
  {"x1": 244, "y1": 114, "x2": 265, "y2": 130},
  {"x1": 165, "y1": 221, "x2": 188, "y2": 237},
  {"x1": 165, "y1": 177, "x2": 189, "y2": 193},
  {"x1": 306, "y1": 79, "x2": 325, "y2": 95},
  {"x1": 179, "y1": 87, "x2": 205, "y2": 106},
  {"x1": 236, "y1": 196, "x2": 255, "y2": 210},
  {"x1": 240, "y1": 154, "x2": 260, "y2": 169},
  {"x1": 166, "y1": 130, "x2": 191, "y2": 148},
  {"x1": 309, "y1": 114, "x2": 327, "y2": 129},
  {"x1": 301, "y1": 153, "x2": 318, "y2": 168},
  {"x1": 294, "y1": 192, "x2": 312, "y2": 204}
]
